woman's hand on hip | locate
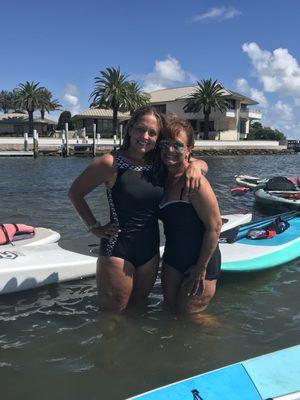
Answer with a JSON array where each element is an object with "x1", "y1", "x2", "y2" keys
[
  {"x1": 90, "y1": 223, "x2": 120, "y2": 239},
  {"x1": 182, "y1": 265, "x2": 206, "y2": 296}
]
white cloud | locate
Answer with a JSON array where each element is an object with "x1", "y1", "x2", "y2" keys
[
  {"x1": 263, "y1": 101, "x2": 295, "y2": 132},
  {"x1": 192, "y1": 6, "x2": 242, "y2": 22},
  {"x1": 234, "y1": 78, "x2": 268, "y2": 106},
  {"x1": 235, "y1": 78, "x2": 250, "y2": 93},
  {"x1": 142, "y1": 56, "x2": 196, "y2": 92},
  {"x1": 63, "y1": 84, "x2": 81, "y2": 115},
  {"x1": 242, "y1": 42, "x2": 300, "y2": 100}
]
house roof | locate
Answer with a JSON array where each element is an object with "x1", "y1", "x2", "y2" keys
[
  {"x1": 73, "y1": 108, "x2": 130, "y2": 120},
  {"x1": 0, "y1": 113, "x2": 57, "y2": 124},
  {"x1": 148, "y1": 85, "x2": 258, "y2": 105}
]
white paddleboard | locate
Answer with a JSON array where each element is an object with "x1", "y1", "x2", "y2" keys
[
  {"x1": 221, "y1": 213, "x2": 252, "y2": 231},
  {"x1": 0, "y1": 240, "x2": 96, "y2": 295},
  {"x1": 0, "y1": 227, "x2": 60, "y2": 250},
  {"x1": 0, "y1": 213, "x2": 252, "y2": 295}
]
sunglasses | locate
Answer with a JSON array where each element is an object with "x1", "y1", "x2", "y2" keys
[
  {"x1": 159, "y1": 139, "x2": 186, "y2": 153},
  {"x1": 132, "y1": 125, "x2": 158, "y2": 138}
]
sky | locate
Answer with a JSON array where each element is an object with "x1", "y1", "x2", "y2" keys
[{"x1": 1, "y1": 0, "x2": 300, "y2": 138}]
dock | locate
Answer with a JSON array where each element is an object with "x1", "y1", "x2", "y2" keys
[
  {"x1": 0, "y1": 151, "x2": 34, "y2": 157},
  {"x1": 0, "y1": 137, "x2": 294, "y2": 157}
]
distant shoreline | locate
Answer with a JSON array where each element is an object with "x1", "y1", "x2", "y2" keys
[{"x1": 193, "y1": 148, "x2": 296, "y2": 156}]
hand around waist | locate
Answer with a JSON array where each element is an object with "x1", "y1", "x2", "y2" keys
[{"x1": 90, "y1": 223, "x2": 121, "y2": 239}]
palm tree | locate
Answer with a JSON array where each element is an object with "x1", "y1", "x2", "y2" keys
[
  {"x1": 184, "y1": 79, "x2": 229, "y2": 140},
  {"x1": 14, "y1": 81, "x2": 46, "y2": 136},
  {"x1": 0, "y1": 90, "x2": 13, "y2": 113},
  {"x1": 39, "y1": 89, "x2": 61, "y2": 120},
  {"x1": 89, "y1": 67, "x2": 131, "y2": 136},
  {"x1": 124, "y1": 81, "x2": 150, "y2": 114}
]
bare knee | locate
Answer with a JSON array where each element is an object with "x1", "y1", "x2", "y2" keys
[
  {"x1": 178, "y1": 281, "x2": 217, "y2": 314},
  {"x1": 96, "y1": 257, "x2": 134, "y2": 313},
  {"x1": 180, "y1": 294, "x2": 213, "y2": 314}
]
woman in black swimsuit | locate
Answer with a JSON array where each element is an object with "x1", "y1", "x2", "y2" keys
[
  {"x1": 157, "y1": 116, "x2": 222, "y2": 314},
  {"x1": 68, "y1": 107, "x2": 207, "y2": 312}
]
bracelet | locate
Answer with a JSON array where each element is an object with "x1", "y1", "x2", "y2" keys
[{"x1": 87, "y1": 221, "x2": 101, "y2": 232}]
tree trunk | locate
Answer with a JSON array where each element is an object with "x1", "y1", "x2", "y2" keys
[
  {"x1": 112, "y1": 107, "x2": 118, "y2": 137},
  {"x1": 203, "y1": 111, "x2": 210, "y2": 140},
  {"x1": 41, "y1": 109, "x2": 45, "y2": 120},
  {"x1": 28, "y1": 110, "x2": 34, "y2": 137}
]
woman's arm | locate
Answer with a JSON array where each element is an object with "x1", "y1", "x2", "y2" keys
[
  {"x1": 68, "y1": 153, "x2": 119, "y2": 238},
  {"x1": 183, "y1": 177, "x2": 222, "y2": 295}
]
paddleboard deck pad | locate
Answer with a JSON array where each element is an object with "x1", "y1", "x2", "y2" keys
[{"x1": 129, "y1": 345, "x2": 300, "y2": 400}]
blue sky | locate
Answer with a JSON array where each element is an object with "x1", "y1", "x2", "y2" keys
[{"x1": 1, "y1": 0, "x2": 300, "y2": 138}]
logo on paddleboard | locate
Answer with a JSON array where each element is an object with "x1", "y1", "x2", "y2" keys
[
  {"x1": 0, "y1": 251, "x2": 20, "y2": 260},
  {"x1": 192, "y1": 389, "x2": 204, "y2": 400}
]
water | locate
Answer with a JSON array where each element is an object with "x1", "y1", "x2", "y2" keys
[{"x1": 0, "y1": 154, "x2": 299, "y2": 399}]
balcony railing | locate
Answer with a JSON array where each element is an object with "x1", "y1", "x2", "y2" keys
[{"x1": 240, "y1": 108, "x2": 262, "y2": 119}]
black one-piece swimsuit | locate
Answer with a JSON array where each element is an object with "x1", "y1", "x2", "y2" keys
[
  {"x1": 159, "y1": 200, "x2": 221, "y2": 280},
  {"x1": 101, "y1": 152, "x2": 163, "y2": 268}
]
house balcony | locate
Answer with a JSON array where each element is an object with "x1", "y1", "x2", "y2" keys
[
  {"x1": 225, "y1": 110, "x2": 236, "y2": 118},
  {"x1": 240, "y1": 108, "x2": 262, "y2": 119}
]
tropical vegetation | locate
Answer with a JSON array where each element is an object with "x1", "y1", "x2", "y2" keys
[
  {"x1": 57, "y1": 111, "x2": 74, "y2": 130},
  {"x1": 38, "y1": 89, "x2": 61, "y2": 120},
  {"x1": 90, "y1": 66, "x2": 150, "y2": 136},
  {"x1": 248, "y1": 122, "x2": 286, "y2": 141},
  {"x1": 184, "y1": 79, "x2": 229, "y2": 140}
]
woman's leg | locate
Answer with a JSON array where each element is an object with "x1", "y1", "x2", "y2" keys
[
  {"x1": 177, "y1": 279, "x2": 217, "y2": 314},
  {"x1": 96, "y1": 256, "x2": 135, "y2": 313},
  {"x1": 161, "y1": 263, "x2": 184, "y2": 312},
  {"x1": 130, "y1": 253, "x2": 160, "y2": 305}
]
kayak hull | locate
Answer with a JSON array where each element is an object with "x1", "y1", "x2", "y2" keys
[{"x1": 255, "y1": 189, "x2": 300, "y2": 209}]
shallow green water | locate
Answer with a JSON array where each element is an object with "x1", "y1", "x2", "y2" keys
[{"x1": 0, "y1": 154, "x2": 299, "y2": 400}]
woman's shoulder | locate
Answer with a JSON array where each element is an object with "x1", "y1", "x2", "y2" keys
[{"x1": 92, "y1": 152, "x2": 117, "y2": 171}]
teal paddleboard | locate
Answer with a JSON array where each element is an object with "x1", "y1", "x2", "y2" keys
[
  {"x1": 129, "y1": 345, "x2": 300, "y2": 399},
  {"x1": 220, "y1": 212, "x2": 300, "y2": 272}
]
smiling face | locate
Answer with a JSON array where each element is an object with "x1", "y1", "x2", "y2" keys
[
  {"x1": 160, "y1": 130, "x2": 191, "y2": 168},
  {"x1": 129, "y1": 113, "x2": 160, "y2": 154}
]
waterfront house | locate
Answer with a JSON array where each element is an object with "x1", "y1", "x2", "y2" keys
[
  {"x1": 149, "y1": 86, "x2": 262, "y2": 140},
  {"x1": 72, "y1": 108, "x2": 130, "y2": 137},
  {"x1": 0, "y1": 113, "x2": 57, "y2": 136}
]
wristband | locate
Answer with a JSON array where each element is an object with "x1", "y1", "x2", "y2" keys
[{"x1": 87, "y1": 221, "x2": 101, "y2": 232}]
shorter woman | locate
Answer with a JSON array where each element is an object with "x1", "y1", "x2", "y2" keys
[{"x1": 158, "y1": 117, "x2": 222, "y2": 314}]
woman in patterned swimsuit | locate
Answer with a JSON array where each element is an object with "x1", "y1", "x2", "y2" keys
[{"x1": 68, "y1": 106, "x2": 207, "y2": 312}]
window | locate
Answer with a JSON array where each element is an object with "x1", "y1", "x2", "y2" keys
[
  {"x1": 152, "y1": 104, "x2": 166, "y2": 114},
  {"x1": 15, "y1": 124, "x2": 24, "y2": 135},
  {"x1": 240, "y1": 103, "x2": 247, "y2": 110},
  {"x1": 199, "y1": 121, "x2": 214, "y2": 132},
  {"x1": 227, "y1": 99, "x2": 236, "y2": 109},
  {"x1": 240, "y1": 120, "x2": 246, "y2": 134},
  {"x1": 188, "y1": 119, "x2": 197, "y2": 131},
  {"x1": 98, "y1": 119, "x2": 113, "y2": 133}
]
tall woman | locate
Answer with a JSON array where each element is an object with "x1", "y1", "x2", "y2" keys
[
  {"x1": 157, "y1": 116, "x2": 222, "y2": 314},
  {"x1": 68, "y1": 107, "x2": 206, "y2": 312}
]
